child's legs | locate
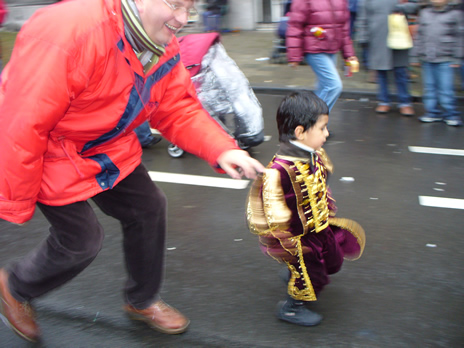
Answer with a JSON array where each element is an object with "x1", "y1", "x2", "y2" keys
[
  {"x1": 377, "y1": 70, "x2": 390, "y2": 105},
  {"x1": 305, "y1": 53, "x2": 343, "y2": 112},
  {"x1": 301, "y1": 232, "x2": 344, "y2": 295},
  {"x1": 393, "y1": 66, "x2": 412, "y2": 107},
  {"x1": 435, "y1": 62, "x2": 459, "y2": 119},
  {"x1": 422, "y1": 62, "x2": 440, "y2": 116}
]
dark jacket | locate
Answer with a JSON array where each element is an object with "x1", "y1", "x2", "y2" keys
[{"x1": 411, "y1": 5, "x2": 464, "y2": 64}]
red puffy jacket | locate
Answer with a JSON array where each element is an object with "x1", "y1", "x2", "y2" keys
[
  {"x1": 0, "y1": 0, "x2": 238, "y2": 224},
  {"x1": 286, "y1": 0, "x2": 354, "y2": 62}
]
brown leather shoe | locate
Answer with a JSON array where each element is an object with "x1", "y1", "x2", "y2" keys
[
  {"x1": 0, "y1": 269, "x2": 40, "y2": 342},
  {"x1": 124, "y1": 299, "x2": 190, "y2": 334},
  {"x1": 375, "y1": 105, "x2": 390, "y2": 114},
  {"x1": 399, "y1": 106, "x2": 415, "y2": 117}
]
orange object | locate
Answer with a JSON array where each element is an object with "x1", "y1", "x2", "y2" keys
[
  {"x1": 350, "y1": 60, "x2": 359, "y2": 73},
  {"x1": 310, "y1": 27, "x2": 326, "y2": 39}
]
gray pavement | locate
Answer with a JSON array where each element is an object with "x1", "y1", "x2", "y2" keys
[
  {"x1": 1, "y1": 25, "x2": 464, "y2": 348},
  {"x1": 1, "y1": 94, "x2": 463, "y2": 347}
]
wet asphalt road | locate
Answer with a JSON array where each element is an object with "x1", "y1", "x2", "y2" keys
[{"x1": 1, "y1": 94, "x2": 463, "y2": 347}]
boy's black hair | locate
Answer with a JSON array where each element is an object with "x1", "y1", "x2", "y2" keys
[{"x1": 276, "y1": 90, "x2": 329, "y2": 142}]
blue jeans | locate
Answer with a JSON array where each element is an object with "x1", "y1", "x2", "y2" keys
[
  {"x1": 422, "y1": 62, "x2": 459, "y2": 118},
  {"x1": 134, "y1": 121, "x2": 155, "y2": 147},
  {"x1": 377, "y1": 67, "x2": 411, "y2": 107},
  {"x1": 305, "y1": 53, "x2": 343, "y2": 112}
]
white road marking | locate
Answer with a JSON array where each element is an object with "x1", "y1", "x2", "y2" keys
[
  {"x1": 148, "y1": 171, "x2": 250, "y2": 190},
  {"x1": 409, "y1": 146, "x2": 464, "y2": 156},
  {"x1": 419, "y1": 196, "x2": 464, "y2": 210}
]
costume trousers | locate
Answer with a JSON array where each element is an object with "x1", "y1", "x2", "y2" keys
[
  {"x1": 8, "y1": 164, "x2": 167, "y2": 310},
  {"x1": 297, "y1": 228, "x2": 344, "y2": 297}
]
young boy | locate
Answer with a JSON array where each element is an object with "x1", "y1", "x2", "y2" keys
[
  {"x1": 246, "y1": 91, "x2": 365, "y2": 326},
  {"x1": 411, "y1": 0, "x2": 464, "y2": 127}
]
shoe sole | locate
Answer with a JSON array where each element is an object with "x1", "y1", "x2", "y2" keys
[
  {"x1": 0, "y1": 301, "x2": 38, "y2": 343},
  {"x1": 419, "y1": 119, "x2": 443, "y2": 123},
  {"x1": 275, "y1": 301, "x2": 322, "y2": 327},
  {"x1": 126, "y1": 311, "x2": 190, "y2": 335},
  {"x1": 444, "y1": 121, "x2": 463, "y2": 127}
]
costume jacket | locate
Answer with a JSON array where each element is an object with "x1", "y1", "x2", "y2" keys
[
  {"x1": 0, "y1": 0, "x2": 238, "y2": 224},
  {"x1": 246, "y1": 142, "x2": 365, "y2": 301},
  {"x1": 286, "y1": 0, "x2": 355, "y2": 63}
]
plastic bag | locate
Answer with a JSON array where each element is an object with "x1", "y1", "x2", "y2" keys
[
  {"x1": 387, "y1": 13, "x2": 413, "y2": 50},
  {"x1": 191, "y1": 42, "x2": 264, "y2": 148}
]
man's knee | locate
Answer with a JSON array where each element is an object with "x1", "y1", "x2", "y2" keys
[{"x1": 50, "y1": 222, "x2": 104, "y2": 262}]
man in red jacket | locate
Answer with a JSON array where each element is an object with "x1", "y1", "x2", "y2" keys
[{"x1": 0, "y1": 0, "x2": 264, "y2": 342}]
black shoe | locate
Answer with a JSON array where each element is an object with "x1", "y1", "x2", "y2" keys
[{"x1": 276, "y1": 298, "x2": 322, "y2": 326}]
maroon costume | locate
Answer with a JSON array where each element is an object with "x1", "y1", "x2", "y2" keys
[{"x1": 247, "y1": 142, "x2": 365, "y2": 301}]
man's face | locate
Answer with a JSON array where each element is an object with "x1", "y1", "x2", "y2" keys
[{"x1": 135, "y1": 0, "x2": 194, "y2": 46}]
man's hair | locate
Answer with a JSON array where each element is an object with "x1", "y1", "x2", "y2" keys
[{"x1": 276, "y1": 90, "x2": 329, "y2": 142}]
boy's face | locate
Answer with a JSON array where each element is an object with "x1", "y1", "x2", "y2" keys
[
  {"x1": 295, "y1": 114, "x2": 329, "y2": 151},
  {"x1": 135, "y1": 0, "x2": 194, "y2": 46}
]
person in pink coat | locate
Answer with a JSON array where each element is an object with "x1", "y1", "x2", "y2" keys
[{"x1": 286, "y1": 0, "x2": 358, "y2": 117}]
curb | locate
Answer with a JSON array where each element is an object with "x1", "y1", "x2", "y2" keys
[
  {"x1": 251, "y1": 85, "x2": 429, "y2": 103},
  {"x1": 252, "y1": 85, "x2": 464, "y2": 103}
]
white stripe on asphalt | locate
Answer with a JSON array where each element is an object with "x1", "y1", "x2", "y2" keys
[
  {"x1": 408, "y1": 146, "x2": 464, "y2": 156},
  {"x1": 148, "y1": 171, "x2": 250, "y2": 190},
  {"x1": 419, "y1": 196, "x2": 464, "y2": 210}
]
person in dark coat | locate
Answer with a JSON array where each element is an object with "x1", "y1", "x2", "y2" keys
[{"x1": 356, "y1": 0, "x2": 420, "y2": 116}]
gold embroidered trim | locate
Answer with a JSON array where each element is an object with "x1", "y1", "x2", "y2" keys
[
  {"x1": 246, "y1": 169, "x2": 292, "y2": 236},
  {"x1": 293, "y1": 160, "x2": 329, "y2": 233},
  {"x1": 285, "y1": 237, "x2": 317, "y2": 301}
]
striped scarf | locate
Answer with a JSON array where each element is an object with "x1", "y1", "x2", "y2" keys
[{"x1": 121, "y1": 0, "x2": 165, "y2": 72}]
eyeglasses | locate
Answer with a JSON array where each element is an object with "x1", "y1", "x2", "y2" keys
[{"x1": 162, "y1": 0, "x2": 198, "y2": 17}]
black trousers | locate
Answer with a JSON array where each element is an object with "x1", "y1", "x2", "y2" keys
[{"x1": 8, "y1": 164, "x2": 167, "y2": 310}]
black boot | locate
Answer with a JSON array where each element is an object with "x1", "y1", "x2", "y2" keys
[{"x1": 276, "y1": 297, "x2": 322, "y2": 326}]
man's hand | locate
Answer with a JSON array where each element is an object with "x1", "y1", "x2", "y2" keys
[{"x1": 217, "y1": 149, "x2": 265, "y2": 180}]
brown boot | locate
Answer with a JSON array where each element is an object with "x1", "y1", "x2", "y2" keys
[
  {"x1": 375, "y1": 104, "x2": 390, "y2": 114},
  {"x1": 399, "y1": 106, "x2": 415, "y2": 117},
  {"x1": 124, "y1": 299, "x2": 190, "y2": 334},
  {"x1": 0, "y1": 269, "x2": 40, "y2": 342}
]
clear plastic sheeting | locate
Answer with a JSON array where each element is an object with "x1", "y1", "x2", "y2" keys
[{"x1": 191, "y1": 42, "x2": 264, "y2": 148}]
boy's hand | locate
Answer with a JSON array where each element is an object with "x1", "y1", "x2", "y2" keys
[{"x1": 217, "y1": 149, "x2": 265, "y2": 180}]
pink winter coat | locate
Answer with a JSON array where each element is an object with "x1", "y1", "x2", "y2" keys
[
  {"x1": 286, "y1": 0, "x2": 354, "y2": 62},
  {"x1": 0, "y1": 0, "x2": 7, "y2": 25}
]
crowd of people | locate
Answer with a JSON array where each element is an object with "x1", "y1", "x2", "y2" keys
[{"x1": 283, "y1": 0, "x2": 463, "y2": 126}]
